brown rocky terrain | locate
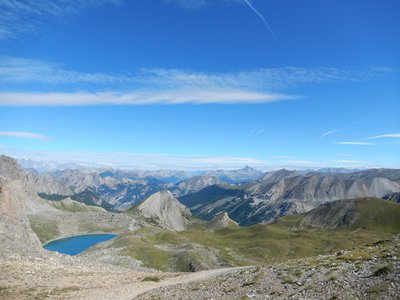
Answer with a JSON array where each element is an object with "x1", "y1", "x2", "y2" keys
[{"x1": 141, "y1": 236, "x2": 400, "y2": 300}]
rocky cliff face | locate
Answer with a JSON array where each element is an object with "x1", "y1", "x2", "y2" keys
[
  {"x1": 26, "y1": 171, "x2": 73, "y2": 195},
  {"x1": 383, "y1": 192, "x2": 400, "y2": 203},
  {"x1": 0, "y1": 156, "x2": 43, "y2": 257},
  {"x1": 0, "y1": 156, "x2": 136, "y2": 257},
  {"x1": 137, "y1": 190, "x2": 192, "y2": 231}
]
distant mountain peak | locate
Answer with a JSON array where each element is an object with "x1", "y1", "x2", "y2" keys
[
  {"x1": 242, "y1": 165, "x2": 254, "y2": 171},
  {"x1": 204, "y1": 211, "x2": 238, "y2": 232},
  {"x1": 202, "y1": 166, "x2": 263, "y2": 184}
]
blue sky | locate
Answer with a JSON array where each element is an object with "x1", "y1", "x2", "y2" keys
[{"x1": 0, "y1": 0, "x2": 399, "y2": 170}]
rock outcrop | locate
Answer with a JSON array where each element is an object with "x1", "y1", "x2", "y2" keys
[
  {"x1": 0, "y1": 156, "x2": 43, "y2": 257},
  {"x1": 137, "y1": 190, "x2": 192, "y2": 231},
  {"x1": 204, "y1": 212, "x2": 238, "y2": 232}
]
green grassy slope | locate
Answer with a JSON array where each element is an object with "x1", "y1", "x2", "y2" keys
[
  {"x1": 47, "y1": 198, "x2": 102, "y2": 213},
  {"x1": 351, "y1": 198, "x2": 400, "y2": 232},
  {"x1": 108, "y1": 198, "x2": 400, "y2": 271}
]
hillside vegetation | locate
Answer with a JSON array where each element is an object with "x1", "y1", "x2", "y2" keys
[{"x1": 93, "y1": 198, "x2": 400, "y2": 272}]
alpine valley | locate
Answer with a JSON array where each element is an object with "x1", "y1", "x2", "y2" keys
[{"x1": 1, "y1": 155, "x2": 399, "y2": 299}]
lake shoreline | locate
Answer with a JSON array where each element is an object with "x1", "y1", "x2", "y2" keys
[
  {"x1": 43, "y1": 233, "x2": 117, "y2": 256},
  {"x1": 42, "y1": 232, "x2": 118, "y2": 247}
]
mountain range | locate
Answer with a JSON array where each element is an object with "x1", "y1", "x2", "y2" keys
[
  {"x1": 180, "y1": 168, "x2": 400, "y2": 225},
  {"x1": 24, "y1": 160, "x2": 400, "y2": 225}
]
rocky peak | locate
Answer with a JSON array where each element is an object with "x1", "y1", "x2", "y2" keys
[
  {"x1": 0, "y1": 155, "x2": 25, "y2": 180},
  {"x1": 0, "y1": 156, "x2": 43, "y2": 257},
  {"x1": 204, "y1": 211, "x2": 238, "y2": 232},
  {"x1": 241, "y1": 165, "x2": 258, "y2": 173},
  {"x1": 138, "y1": 190, "x2": 192, "y2": 231}
]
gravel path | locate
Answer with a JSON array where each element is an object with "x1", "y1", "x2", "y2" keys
[{"x1": 130, "y1": 267, "x2": 247, "y2": 299}]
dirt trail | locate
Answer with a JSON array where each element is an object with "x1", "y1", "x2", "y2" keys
[{"x1": 129, "y1": 267, "x2": 246, "y2": 299}]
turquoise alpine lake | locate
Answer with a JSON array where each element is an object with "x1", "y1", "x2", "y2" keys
[{"x1": 43, "y1": 234, "x2": 117, "y2": 255}]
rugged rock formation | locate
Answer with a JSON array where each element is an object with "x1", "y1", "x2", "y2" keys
[
  {"x1": 136, "y1": 191, "x2": 192, "y2": 231},
  {"x1": 0, "y1": 156, "x2": 43, "y2": 257},
  {"x1": 383, "y1": 192, "x2": 400, "y2": 203}
]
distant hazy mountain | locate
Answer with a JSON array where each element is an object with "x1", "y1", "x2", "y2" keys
[
  {"x1": 202, "y1": 166, "x2": 263, "y2": 184},
  {"x1": 31, "y1": 169, "x2": 229, "y2": 212},
  {"x1": 35, "y1": 169, "x2": 169, "y2": 211},
  {"x1": 178, "y1": 169, "x2": 400, "y2": 225},
  {"x1": 350, "y1": 168, "x2": 400, "y2": 183},
  {"x1": 17, "y1": 158, "x2": 86, "y2": 173},
  {"x1": 17, "y1": 159, "x2": 192, "y2": 183},
  {"x1": 257, "y1": 169, "x2": 299, "y2": 184},
  {"x1": 317, "y1": 167, "x2": 361, "y2": 174},
  {"x1": 18, "y1": 160, "x2": 400, "y2": 226},
  {"x1": 99, "y1": 169, "x2": 191, "y2": 184},
  {"x1": 172, "y1": 175, "x2": 227, "y2": 197}
]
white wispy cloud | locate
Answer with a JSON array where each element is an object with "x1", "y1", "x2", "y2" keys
[
  {"x1": 0, "y1": 0, "x2": 277, "y2": 40},
  {"x1": 321, "y1": 128, "x2": 342, "y2": 137},
  {"x1": 269, "y1": 155, "x2": 292, "y2": 159},
  {"x1": 138, "y1": 67, "x2": 395, "y2": 92},
  {"x1": 365, "y1": 133, "x2": 400, "y2": 139},
  {"x1": 335, "y1": 141, "x2": 375, "y2": 146},
  {"x1": 285, "y1": 160, "x2": 317, "y2": 165},
  {"x1": 0, "y1": 56, "x2": 395, "y2": 91},
  {"x1": 329, "y1": 160, "x2": 367, "y2": 164},
  {"x1": 0, "y1": 56, "x2": 396, "y2": 106},
  {"x1": 0, "y1": 0, "x2": 123, "y2": 40},
  {"x1": 337, "y1": 153, "x2": 354, "y2": 157},
  {"x1": 0, "y1": 90, "x2": 297, "y2": 106},
  {"x1": 0, "y1": 131, "x2": 48, "y2": 140},
  {"x1": 0, "y1": 56, "x2": 132, "y2": 85}
]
